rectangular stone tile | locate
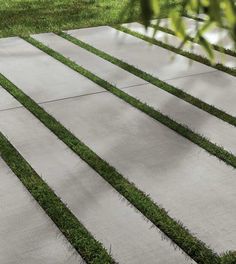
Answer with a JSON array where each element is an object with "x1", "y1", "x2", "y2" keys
[
  {"x1": 30, "y1": 31, "x2": 236, "y2": 155},
  {"x1": 31, "y1": 33, "x2": 146, "y2": 89},
  {"x1": 167, "y1": 71, "x2": 236, "y2": 117},
  {"x1": 154, "y1": 17, "x2": 235, "y2": 51},
  {"x1": 122, "y1": 22, "x2": 236, "y2": 68},
  {"x1": 67, "y1": 26, "x2": 214, "y2": 81},
  {"x1": 0, "y1": 37, "x2": 104, "y2": 103},
  {"x1": 41, "y1": 92, "x2": 236, "y2": 254},
  {"x1": 0, "y1": 157, "x2": 82, "y2": 264},
  {"x1": 0, "y1": 85, "x2": 21, "y2": 111},
  {"x1": 0, "y1": 94, "x2": 193, "y2": 264},
  {"x1": 124, "y1": 83, "x2": 236, "y2": 155},
  {"x1": 67, "y1": 26, "x2": 236, "y2": 118}
]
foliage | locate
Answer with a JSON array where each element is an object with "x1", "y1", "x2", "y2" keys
[{"x1": 128, "y1": 0, "x2": 236, "y2": 59}]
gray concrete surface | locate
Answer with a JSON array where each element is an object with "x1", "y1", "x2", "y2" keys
[
  {"x1": 122, "y1": 22, "x2": 236, "y2": 68},
  {"x1": 125, "y1": 83, "x2": 236, "y2": 155},
  {"x1": 67, "y1": 26, "x2": 236, "y2": 118},
  {"x1": 32, "y1": 33, "x2": 146, "y2": 89},
  {"x1": 67, "y1": 26, "x2": 214, "y2": 81},
  {"x1": 0, "y1": 37, "x2": 103, "y2": 103},
  {"x1": 154, "y1": 17, "x2": 235, "y2": 51},
  {"x1": 30, "y1": 32, "x2": 236, "y2": 156},
  {"x1": 0, "y1": 157, "x2": 83, "y2": 264},
  {"x1": 167, "y1": 71, "x2": 236, "y2": 117},
  {"x1": 41, "y1": 92, "x2": 236, "y2": 254},
  {"x1": 0, "y1": 87, "x2": 21, "y2": 111},
  {"x1": 0, "y1": 90, "x2": 194, "y2": 264}
]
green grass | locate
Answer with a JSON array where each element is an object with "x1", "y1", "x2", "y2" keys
[
  {"x1": 0, "y1": 67, "x2": 219, "y2": 264},
  {"x1": 0, "y1": 0, "x2": 180, "y2": 38},
  {"x1": 0, "y1": 0, "x2": 139, "y2": 38},
  {"x1": 221, "y1": 252, "x2": 236, "y2": 264},
  {"x1": 0, "y1": 131, "x2": 115, "y2": 264},
  {"x1": 116, "y1": 25, "x2": 236, "y2": 77},
  {"x1": 58, "y1": 31, "x2": 236, "y2": 129}
]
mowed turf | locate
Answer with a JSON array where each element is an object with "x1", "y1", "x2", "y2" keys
[
  {"x1": 0, "y1": 0, "x2": 179, "y2": 38},
  {"x1": 0, "y1": 0, "x2": 136, "y2": 37}
]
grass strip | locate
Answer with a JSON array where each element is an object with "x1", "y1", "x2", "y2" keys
[
  {"x1": 0, "y1": 54, "x2": 218, "y2": 264},
  {"x1": 26, "y1": 34, "x2": 236, "y2": 170},
  {"x1": 221, "y1": 252, "x2": 236, "y2": 264},
  {"x1": 116, "y1": 25, "x2": 236, "y2": 77},
  {"x1": 150, "y1": 21, "x2": 236, "y2": 59},
  {"x1": 0, "y1": 131, "x2": 115, "y2": 264},
  {"x1": 59, "y1": 31, "x2": 236, "y2": 127}
]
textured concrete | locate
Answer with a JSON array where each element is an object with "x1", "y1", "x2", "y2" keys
[
  {"x1": 167, "y1": 71, "x2": 236, "y2": 117},
  {"x1": 122, "y1": 22, "x2": 236, "y2": 68},
  {"x1": 125, "y1": 83, "x2": 236, "y2": 155},
  {"x1": 41, "y1": 92, "x2": 236, "y2": 254},
  {"x1": 30, "y1": 33, "x2": 236, "y2": 155},
  {"x1": 67, "y1": 26, "x2": 236, "y2": 118},
  {"x1": 0, "y1": 86, "x2": 21, "y2": 111},
  {"x1": 0, "y1": 157, "x2": 83, "y2": 264},
  {"x1": 32, "y1": 33, "x2": 146, "y2": 89},
  {"x1": 0, "y1": 92, "x2": 193, "y2": 264},
  {"x1": 155, "y1": 17, "x2": 235, "y2": 51},
  {"x1": 0, "y1": 37, "x2": 103, "y2": 103},
  {"x1": 67, "y1": 26, "x2": 214, "y2": 81}
]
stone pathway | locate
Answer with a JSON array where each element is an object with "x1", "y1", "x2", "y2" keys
[
  {"x1": 122, "y1": 22, "x2": 236, "y2": 67},
  {"x1": 66, "y1": 26, "x2": 236, "y2": 117},
  {"x1": 0, "y1": 17, "x2": 235, "y2": 263},
  {"x1": 0, "y1": 157, "x2": 83, "y2": 264},
  {"x1": 0, "y1": 91, "x2": 195, "y2": 264},
  {"x1": 31, "y1": 32, "x2": 236, "y2": 155}
]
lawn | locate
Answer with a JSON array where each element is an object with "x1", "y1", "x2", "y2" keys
[
  {"x1": 0, "y1": 0, "x2": 179, "y2": 38},
  {"x1": 0, "y1": 0, "x2": 137, "y2": 37}
]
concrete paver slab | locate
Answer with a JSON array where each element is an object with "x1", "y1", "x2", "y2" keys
[
  {"x1": 67, "y1": 26, "x2": 236, "y2": 119},
  {"x1": 167, "y1": 71, "x2": 236, "y2": 117},
  {"x1": 0, "y1": 157, "x2": 82, "y2": 264},
  {"x1": 0, "y1": 37, "x2": 104, "y2": 103},
  {"x1": 41, "y1": 92, "x2": 236, "y2": 254},
  {"x1": 0, "y1": 93, "x2": 194, "y2": 264},
  {"x1": 0, "y1": 86, "x2": 21, "y2": 111},
  {"x1": 155, "y1": 17, "x2": 235, "y2": 51},
  {"x1": 67, "y1": 26, "x2": 214, "y2": 81},
  {"x1": 124, "y1": 83, "x2": 236, "y2": 155},
  {"x1": 30, "y1": 33, "x2": 236, "y2": 155},
  {"x1": 32, "y1": 33, "x2": 146, "y2": 89},
  {"x1": 123, "y1": 22, "x2": 236, "y2": 68}
]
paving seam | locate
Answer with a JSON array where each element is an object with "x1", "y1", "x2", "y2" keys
[
  {"x1": 163, "y1": 70, "x2": 217, "y2": 82},
  {"x1": 0, "y1": 83, "x2": 149, "y2": 113}
]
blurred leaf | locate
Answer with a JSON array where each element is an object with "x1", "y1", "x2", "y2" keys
[{"x1": 126, "y1": 0, "x2": 236, "y2": 62}]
